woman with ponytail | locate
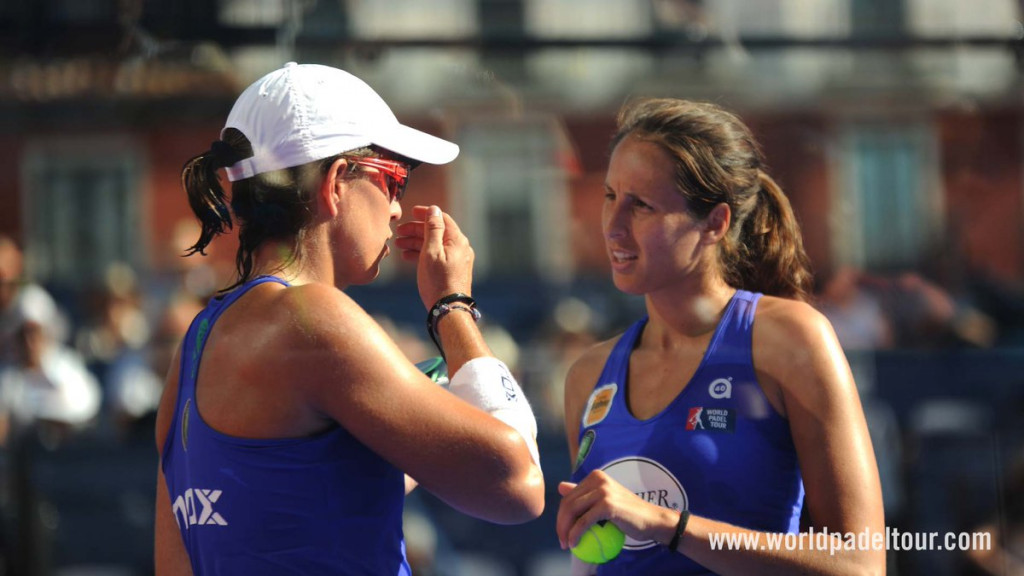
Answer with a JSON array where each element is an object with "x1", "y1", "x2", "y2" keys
[
  {"x1": 155, "y1": 63, "x2": 543, "y2": 575},
  {"x1": 557, "y1": 99, "x2": 884, "y2": 575}
]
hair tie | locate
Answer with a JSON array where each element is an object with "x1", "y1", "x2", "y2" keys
[{"x1": 209, "y1": 140, "x2": 244, "y2": 169}]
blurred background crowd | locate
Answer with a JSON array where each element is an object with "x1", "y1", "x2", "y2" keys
[{"x1": 2, "y1": 0, "x2": 1024, "y2": 575}]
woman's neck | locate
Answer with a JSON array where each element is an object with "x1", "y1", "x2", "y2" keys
[
  {"x1": 643, "y1": 276, "x2": 737, "y2": 345},
  {"x1": 250, "y1": 237, "x2": 332, "y2": 288}
]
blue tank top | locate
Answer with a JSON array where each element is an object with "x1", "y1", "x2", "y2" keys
[
  {"x1": 570, "y1": 291, "x2": 804, "y2": 575},
  {"x1": 161, "y1": 276, "x2": 410, "y2": 576}
]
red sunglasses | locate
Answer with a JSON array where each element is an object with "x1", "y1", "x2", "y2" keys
[{"x1": 347, "y1": 157, "x2": 410, "y2": 203}]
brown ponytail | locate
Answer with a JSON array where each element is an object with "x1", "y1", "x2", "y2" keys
[
  {"x1": 613, "y1": 98, "x2": 814, "y2": 301},
  {"x1": 724, "y1": 171, "x2": 813, "y2": 301}
]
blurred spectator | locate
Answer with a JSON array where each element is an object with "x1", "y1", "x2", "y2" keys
[
  {"x1": 76, "y1": 262, "x2": 151, "y2": 369},
  {"x1": 863, "y1": 271, "x2": 997, "y2": 349},
  {"x1": 817, "y1": 266, "x2": 893, "y2": 351},
  {"x1": 75, "y1": 262, "x2": 163, "y2": 438},
  {"x1": 0, "y1": 284, "x2": 101, "y2": 447},
  {"x1": 0, "y1": 236, "x2": 69, "y2": 367},
  {"x1": 0, "y1": 236, "x2": 98, "y2": 447},
  {"x1": 818, "y1": 266, "x2": 997, "y2": 351}
]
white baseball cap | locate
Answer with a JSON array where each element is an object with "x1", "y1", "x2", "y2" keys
[{"x1": 223, "y1": 62, "x2": 459, "y2": 182}]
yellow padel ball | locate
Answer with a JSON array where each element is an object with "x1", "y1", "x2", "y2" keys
[{"x1": 571, "y1": 521, "x2": 625, "y2": 564}]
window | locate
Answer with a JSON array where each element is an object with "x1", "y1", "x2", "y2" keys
[
  {"x1": 454, "y1": 117, "x2": 572, "y2": 281},
  {"x1": 21, "y1": 138, "x2": 146, "y2": 286},
  {"x1": 834, "y1": 123, "x2": 942, "y2": 269}
]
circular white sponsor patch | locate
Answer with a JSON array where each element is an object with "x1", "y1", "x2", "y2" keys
[{"x1": 601, "y1": 457, "x2": 688, "y2": 550}]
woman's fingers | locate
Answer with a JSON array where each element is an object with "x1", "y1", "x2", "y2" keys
[{"x1": 556, "y1": 479, "x2": 610, "y2": 549}]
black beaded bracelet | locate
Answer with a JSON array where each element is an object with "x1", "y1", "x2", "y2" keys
[
  {"x1": 426, "y1": 293, "x2": 480, "y2": 357},
  {"x1": 668, "y1": 510, "x2": 690, "y2": 552}
]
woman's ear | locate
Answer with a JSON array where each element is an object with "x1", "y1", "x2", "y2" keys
[
  {"x1": 703, "y1": 203, "x2": 731, "y2": 244},
  {"x1": 320, "y1": 158, "x2": 349, "y2": 218}
]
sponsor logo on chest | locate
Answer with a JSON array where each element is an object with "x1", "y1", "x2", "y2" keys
[
  {"x1": 583, "y1": 383, "x2": 617, "y2": 427},
  {"x1": 601, "y1": 457, "x2": 688, "y2": 550},
  {"x1": 686, "y1": 407, "x2": 736, "y2": 432}
]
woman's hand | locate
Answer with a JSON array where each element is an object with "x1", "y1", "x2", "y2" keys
[
  {"x1": 556, "y1": 470, "x2": 677, "y2": 550},
  {"x1": 395, "y1": 205, "x2": 474, "y2": 309}
]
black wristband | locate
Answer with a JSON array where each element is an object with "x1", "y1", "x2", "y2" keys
[
  {"x1": 431, "y1": 292, "x2": 475, "y2": 310},
  {"x1": 426, "y1": 293, "x2": 479, "y2": 358},
  {"x1": 668, "y1": 510, "x2": 690, "y2": 552}
]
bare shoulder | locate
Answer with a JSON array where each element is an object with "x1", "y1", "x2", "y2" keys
[
  {"x1": 565, "y1": 337, "x2": 617, "y2": 399},
  {"x1": 754, "y1": 295, "x2": 834, "y2": 346},
  {"x1": 243, "y1": 283, "x2": 403, "y2": 393},
  {"x1": 563, "y1": 336, "x2": 619, "y2": 429},
  {"x1": 272, "y1": 283, "x2": 374, "y2": 336},
  {"x1": 753, "y1": 295, "x2": 853, "y2": 407},
  {"x1": 563, "y1": 336, "x2": 618, "y2": 454},
  {"x1": 263, "y1": 283, "x2": 392, "y2": 356}
]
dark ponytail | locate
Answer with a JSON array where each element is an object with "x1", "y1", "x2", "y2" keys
[
  {"x1": 180, "y1": 133, "x2": 249, "y2": 257},
  {"x1": 180, "y1": 128, "x2": 330, "y2": 292},
  {"x1": 613, "y1": 98, "x2": 814, "y2": 301}
]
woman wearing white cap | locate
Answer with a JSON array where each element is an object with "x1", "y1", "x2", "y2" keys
[{"x1": 155, "y1": 63, "x2": 544, "y2": 575}]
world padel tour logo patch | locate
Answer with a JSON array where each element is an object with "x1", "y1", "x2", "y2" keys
[
  {"x1": 686, "y1": 407, "x2": 736, "y2": 433},
  {"x1": 583, "y1": 383, "x2": 617, "y2": 427},
  {"x1": 601, "y1": 457, "x2": 688, "y2": 550}
]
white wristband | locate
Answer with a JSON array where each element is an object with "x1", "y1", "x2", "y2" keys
[{"x1": 449, "y1": 357, "x2": 540, "y2": 467}]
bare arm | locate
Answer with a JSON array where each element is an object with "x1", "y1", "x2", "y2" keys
[
  {"x1": 155, "y1": 467, "x2": 193, "y2": 576},
  {"x1": 290, "y1": 285, "x2": 542, "y2": 523},
  {"x1": 279, "y1": 206, "x2": 543, "y2": 524},
  {"x1": 154, "y1": 345, "x2": 193, "y2": 576},
  {"x1": 557, "y1": 300, "x2": 885, "y2": 575}
]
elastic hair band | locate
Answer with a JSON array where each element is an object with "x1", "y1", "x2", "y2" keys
[{"x1": 209, "y1": 140, "x2": 245, "y2": 169}]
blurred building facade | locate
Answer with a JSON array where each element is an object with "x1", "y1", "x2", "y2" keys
[{"x1": 0, "y1": 0, "x2": 1021, "y2": 311}]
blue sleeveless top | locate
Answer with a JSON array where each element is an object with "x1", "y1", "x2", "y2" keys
[
  {"x1": 570, "y1": 291, "x2": 804, "y2": 575},
  {"x1": 161, "y1": 276, "x2": 410, "y2": 576}
]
